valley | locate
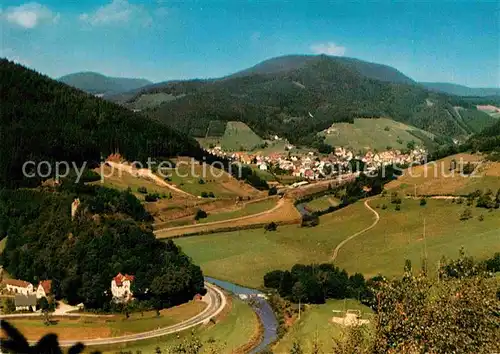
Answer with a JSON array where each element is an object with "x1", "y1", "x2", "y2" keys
[{"x1": 1, "y1": 10, "x2": 500, "y2": 351}]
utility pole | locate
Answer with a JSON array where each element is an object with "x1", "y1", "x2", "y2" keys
[{"x1": 423, "y1": 217, "x2": 428, "y2": 260}]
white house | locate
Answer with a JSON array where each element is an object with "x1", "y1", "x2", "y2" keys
[
  {"x1": 2, "y1": 279, "x2": 34, "y2": 295},
  {"x1": 259, "y1": 163, "x2": 268, "y2": 171},
  {"x1": 36, "y1": 280, "x2": 52, "y2": 299},
  {"x1": 111, "y1": 273, "x2": 135, "y2": 302}
]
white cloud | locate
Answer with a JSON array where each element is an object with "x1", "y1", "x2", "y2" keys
[
  {"x1": 3, "y1": 2, "x2": 59, "y2": 29},
  {"x1": 310, "y1": 42, "x2": 346, "y2": 56},
  {"x1": 79, "y1": 0, "x2": 152, "y2": 26}
]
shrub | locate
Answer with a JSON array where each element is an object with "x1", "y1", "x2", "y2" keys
[
  {"x1": 381, "y1": 204, "x2": 387, "y2": 210},
  {"x1": 478, "y1": 214, "x2": 484, "y2": 222},
  {"x1": 420, "y1": 198, "x2": 427, "y2": 206},
  {"x1": 137, "y1": 186, "x2": 148, "y2": 194},
  {"x1": 208, "y1": 192, "x2": 215, "y2": 198},
  {"x1": 460, "y1": 208, "x2": 472, "y2": 221},
  {"x1": 200, "y1": 192, "x2": 208, "y2": 198},
  {"x1": 268, "y1": 186, "x2": 278, "y2": 196},
  {"x1": 198, "y1": 178, "x2": 205, "y2": 184},
  {"x1": 194, "y1": 209, "x2": 207, "y2": 220},
  {"x1": 145, "y1": 193, "x2": 160, "y2": 202},
  {"x1": 395, "y1": 204, "x2": 401, "y2": 211},
  {"x1": 265, "y1": 222, "x2": 278, "y2": 232}
]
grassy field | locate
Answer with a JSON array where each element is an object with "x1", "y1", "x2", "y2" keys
[
  {"x1": 305, "y1": 195, "x2": 340, "y2": 212},
  {"x1": 197, "y1": 121, "x2": 265, "y2": 151},
  {"x1": 167, "y1": 158, "x2": 261, "y2": 199},
  {"x1": 199, "y1": 199, "x2": 277, "y2": 223},
  {"x1": 273, "y1": 299, "x2": 373, "y2": 354},
  {"x1": 7, "y1": 301, "x2": 207, "y2": 341},
  {"x1": 221, "y1": 121, "x2": 265, "y2": 151},
  {"x1": 335, "y1": 197, "x2": 500, "y2": 278},
  {"x1": 386, "y1": 153, "x2": 500, "y2": 196},
  {"x1": 175, "y1": 202, "x2": 373, "y2": 287},
  {"x1": 176, "y1": 196, "x2": 500, "y2": 288},
  {"x1": 95, "y1": 165, "x2": 180, "y2": 200},
  {"x1": 321, "y1": 118, "x2": 435, "y2": 152},
  {"x1": 156, "y1": 198, "x2": 301, "y2": 239},
  {"x1": 97, "y1": 296, "x2": 258, "y2": 354}
]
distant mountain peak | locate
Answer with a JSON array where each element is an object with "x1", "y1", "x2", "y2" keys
[
  {"x1": 420, "y1": 82, "x2": 500, "y2": 97},
  {"x1": 228, "y1": 54, "x2": 415, "y2": 85}
]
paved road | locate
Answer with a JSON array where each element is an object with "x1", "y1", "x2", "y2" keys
[
  {"x1": 2, "y1": 282, "x2": 226, "y2": 348},
  {"x1": 332, "y1": 198, "x2": 380, "y2": 261}
]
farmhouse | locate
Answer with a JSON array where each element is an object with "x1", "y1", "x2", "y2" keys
[
  {"x1": 111, "y1": 273, "x2": 135, "y2": 302},
  {"x1": 36, "y1": 280, "x2": 52, "y2": 299},
  {"x1": 14, "y1": 294, "x2": 37, "y2": 312},
  {"x1": 2, "y1": 279, "x2": 34, "y2": 295}
]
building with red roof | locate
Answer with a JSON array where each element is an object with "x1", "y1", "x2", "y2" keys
[{"x1": 111, "y1": 273, "x2": 135, "y2": 302}]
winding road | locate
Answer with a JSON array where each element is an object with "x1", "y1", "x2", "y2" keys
[
  {"x1": 331, "y1": 198, "x2": 380, "y2": 261},
  {"x1": 2, "y1": 282, "x2": 226, "y2": 348}
]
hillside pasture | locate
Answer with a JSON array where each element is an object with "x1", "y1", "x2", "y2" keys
[
  {"x1": 93, "y1": 165, "x2": 187, "y2": 200},
  {"x1": 386, "y1": 153, "x2": 500, "y2": 196},
  {"x1": 174, "y1": 202, "x2": 373, "y2": 287},
  {"x1": 321, "y1": 118, "x2": 435, "y2": 152},
  {"x1": 221, "y1": 121, "x2": 265, "y2": 151},
  {"x1": 166, "y1": 157, "x2": 262, "y2": 199},
  {"x1": 176, "y1": 196, "x2": 500, "y2": 288},
  {"x1": 305, "y1": 195, "x2": 340, "y2": 212},
  {"x1": 335, "y1": 197, "x2": 500, "y2": 278}
]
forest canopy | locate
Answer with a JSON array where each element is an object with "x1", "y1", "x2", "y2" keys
[
  {"x1": 0, "y1": 186, "x2": 204, "y2": 310},
  {"x1": 0, "y1": 59, "x2": 200, "y2": 188}
]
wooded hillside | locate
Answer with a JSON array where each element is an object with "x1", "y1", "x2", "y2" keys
[{"x1": 0, "y1": 59, "x2": 199, "y2": 188}]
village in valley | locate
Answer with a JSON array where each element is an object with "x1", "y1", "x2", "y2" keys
[{"x1": 205, "y1": 139, "x2": 429, "y2": 181}]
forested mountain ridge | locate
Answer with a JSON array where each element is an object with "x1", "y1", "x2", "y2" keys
[
  {"x1": 421, "y1": 82, "x2": 500, "y2": 97},
  {"x1": 59, "y1": 72, "x2": 152, "y2": 95},
  {"x1": 0, "y1": 59, "x2": 200, "y2": 188},
  {"x1": 128, "y1": 55, "x2": 488, "y2": 149},
  {"x1": 228, "y1": 55, "x2": 416, "y2": 84}
]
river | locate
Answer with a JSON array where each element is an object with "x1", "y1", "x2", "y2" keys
[{"x1": 205, "y1": 277, "x2": 278, "y2": 353}]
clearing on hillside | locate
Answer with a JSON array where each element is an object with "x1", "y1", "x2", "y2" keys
[
  {"x1": 386, "y1": 153, "x2": 500, "y2": 196},
  {"x1": 198, "y1": 121, "x2": 265, "y2": 151},
  {"x1": 320, "y1": 118, "x2": 435, "y2": 152}
]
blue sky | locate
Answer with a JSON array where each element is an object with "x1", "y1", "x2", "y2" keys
[{"x1": 1, "y1": 0, "x2": 498, "y2": 87}]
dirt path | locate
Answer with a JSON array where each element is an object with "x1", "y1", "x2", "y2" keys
[
  {"x1": 332, "y1": 198, "x2": 380, "y2": 261},
  {"x1": 105, "y1": 161, "x2": 195, "y2": 198}
]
